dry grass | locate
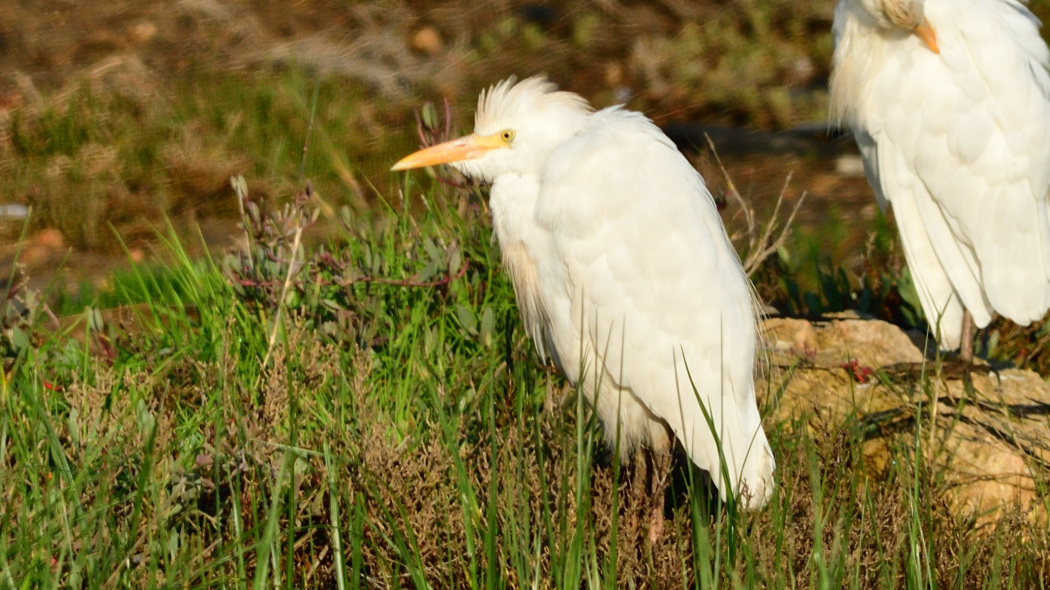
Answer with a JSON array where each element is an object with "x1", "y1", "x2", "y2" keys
[{"x1": 20, "y1": 330, "x2": 1049, "y2": 587}]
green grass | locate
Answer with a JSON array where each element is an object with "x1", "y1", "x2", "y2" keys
[{"x1": 1, "y1": 176, "x2": 1048, "y2": 588}]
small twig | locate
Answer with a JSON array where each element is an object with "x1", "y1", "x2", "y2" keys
[
  {"x1": 41, "y1": 301, "x2": 62, "y2": 331},
  {"x1": 261, "y1": 225, "x2": 304, "y2": 371},
  {"x1": 297, "y1": 74, "x2": 322, "y2": 186},
  {"x1": 753, "y1": 171, "x2": 794, "y2": 256},
  {"x1": 414, "y1": 98, "x2": 453, "y2": 149},
  {"x1": 441, "y1": 96, "x2": 452, "y2": 143},
  {"x1": 303, "y1": 543, "x2": 329, "y2": 584},
  {"x1": 705, "y1": 134, "x2": 755, "y2": 250},
  {"x1": 414, "y1": 105, "x2": 428, "y2": 147},
  {"x1": 231, "y1": 176, "x2": 255, "y2": 270},
  {"x1": 743, "y1": 176, "x2": 807, "y2": 275},
  {"x1": 703, "y1": 133, "x2": 807, "y2": 275}
]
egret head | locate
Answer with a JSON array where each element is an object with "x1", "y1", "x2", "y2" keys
[
  {"x1": 392, "y1": 76, "x2": 593, "y2": 182},
  {"x1": 846, "y1": 0, "x2": 939, "y2": 53}
]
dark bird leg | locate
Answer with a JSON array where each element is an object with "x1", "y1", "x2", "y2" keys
[
  {"x1": 628, "y1": 449, "x2": 649, "y2": 538},
  {"x1": 960, "y1": 309, "x2": 975, "y2": 363},
  {"x1": 647, "y1": 449, "x2": 672, "y2": 544},
  {"x1": 631, "y1": 449, "x2": 649, "y2": 497}
]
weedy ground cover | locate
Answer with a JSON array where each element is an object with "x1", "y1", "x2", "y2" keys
[{"x1": 1, "y1": 170, "x2": 1048, "y2": 588}]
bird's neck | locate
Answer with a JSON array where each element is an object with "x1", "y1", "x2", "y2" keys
[
  {"x1": 830, "y1": 5, "x2": 891, "y2": 126},
  {"x1": 489, "y1": 174, "x2": 551, "y2": 355},
  {"x1": 489, "y1": 174, "x2": 540, "y2": 247}
]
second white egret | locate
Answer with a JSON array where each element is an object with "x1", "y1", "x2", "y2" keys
[{"x1": 831, "y1": 0, "x2": 1050, "y2": 359}]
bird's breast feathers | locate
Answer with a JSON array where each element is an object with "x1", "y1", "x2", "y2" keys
[{"x1": 531, "y1": 107, "x2": 757, "y2": 401}]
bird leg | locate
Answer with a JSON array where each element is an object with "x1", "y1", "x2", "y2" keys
[
  {"x1": 647, "y1": 449, "x2": 672, "y2": 544},
  {"x1": 959, "y1": 309, "x2": 975, "y2": 363},
  {"x1": 631, "y1": 448, "x2": 649, "y2": 498},
  {"x1": 627, "y1": 449, "x2": 649, "y2": 539}
]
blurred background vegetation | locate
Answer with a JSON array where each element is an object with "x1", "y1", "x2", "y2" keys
[
  {"x1": 3, "y1": 0, "x2": 1050, "y2": 366},
  {"x1": 0, "y1": 0, "x2": 851, "y2": 252}
]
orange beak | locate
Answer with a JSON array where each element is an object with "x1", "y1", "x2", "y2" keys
[
  {"x1": 391, "y1": 133, "x2": 505, "y2": 171},
  {"x1": 914, "y1": 18, "x2": 939, "y2": 54}
]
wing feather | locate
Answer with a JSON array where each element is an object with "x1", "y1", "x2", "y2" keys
[{"x1": 534, "y1": 108, "x2": 773, "y2": 503}]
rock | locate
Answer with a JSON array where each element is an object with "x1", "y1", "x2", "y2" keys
[
  {"x1": 129, "y1": 21, "x2": 157, "y2": 45},
  {"x1": 410, "y1": 27, "x2": 442, "y2": 56},
  {"x1": 788, "y1": 56, "x2": 817, "y2": 86},
  {"x1": 763, "y1": 312, "x2": 925, "y2": 369},
  {"x1": 0, "y1": 204, "x2": 28, "y2": 220},
  {"x1": 760, "y1": 313, "x2": 1050, "y2": 524},
  {"x1": 835, "y1": 154, "x2": 866, "y2": 177},
  {"x1": 18, "y1": 228, "x2": 67, "y2": 267},
  {"x1": 32, "y1": 228, "x2": 65, "y2": 250}
]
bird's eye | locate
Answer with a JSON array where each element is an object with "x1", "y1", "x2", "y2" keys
[{"x1": 500, "y1": 130, "x2": 515, "y2": 142}]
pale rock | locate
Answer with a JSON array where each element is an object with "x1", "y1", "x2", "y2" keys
[
  {"x1": 32, "y1": 228, "x2": 65, "y2": 250},
  {"x1": 760, "y1": 313, "x2": 1050, "y2": 525},
  {"x1": 129, "y1": 22, "x2": 158, "y2": 45},
  {"x1": 19, "y1": 228, "x2": 67, "y2": 267},
  {"x1": 410, "y1": 27, "x2": 442, "y2": 56},
  {"x1": 835, "y1": 154, "x2": 866, "y2": 177}
]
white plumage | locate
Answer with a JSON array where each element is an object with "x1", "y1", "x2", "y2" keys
[
  {"x1": 392, "y1": 77, "x2": 775, "y2": 518},
  {"x1": 831, "y1": 0, "x2": 1050, "y2": 351}
]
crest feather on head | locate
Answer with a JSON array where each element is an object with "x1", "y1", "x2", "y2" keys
[{"x1": 474, "y1": 76, "x2": 593, "y2": 131}]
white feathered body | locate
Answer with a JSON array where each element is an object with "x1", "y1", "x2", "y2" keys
[
  {"x1": 831, "y1": 0, "x2": 1050, "y2": 348},
  {"x1": 480, "y1": 91, "x2": 775, "y2": 507}
]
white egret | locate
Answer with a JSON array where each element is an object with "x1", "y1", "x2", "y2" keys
[
  {"x1": 831, "y1": 0, "x2": 1050, "y2": 359},
  {"x1": 393, "y1": 77, "x2": 775, "y2": 539}
]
